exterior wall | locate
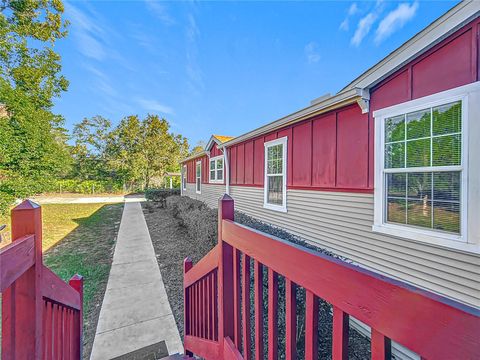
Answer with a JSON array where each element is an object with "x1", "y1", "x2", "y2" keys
[
  {"x1": 182, "y1": 183, "x2": 226, "y2": 209},
  {"x1": 368, "y1": 18, "x2": 480, "y2": 187},
  {"x1": 227, "y1": 104, "x2": 370, "y2": 192},
  {"x1": 184, "y1": 144, "x2": 226, "y2": 185},
  {"x1": 229, "y1": 186, "x2": 480, "y2": 308}
]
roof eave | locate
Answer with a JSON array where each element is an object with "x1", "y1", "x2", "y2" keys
[
  {"x1": 221, "y1": 88, "x2": 366, "y2": 148},
  {"x1": 180, "y1": 150, "x2": 208, "y2": 163}
]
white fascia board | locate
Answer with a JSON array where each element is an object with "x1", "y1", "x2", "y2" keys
[
  {"x1": 205, "y1": 135, "x2": 222, "y2": 152},
  {"x1": 342, "y1": 1, "x2": 480, "y2": 92}
]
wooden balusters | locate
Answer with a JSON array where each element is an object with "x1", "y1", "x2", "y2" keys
[
  {"x1": 233, "y1": 248, "x2": 241, "y2": 347},
  {"x1": 242, "y1": 254, "x2": 251, "y2": 360},
  {"x1": 254, "y1": 260, "x2": 264, "y2": 360},
  {"x1": 285, "y1": 279, "x2": 297, "y2": 360},
  {"x1": 305, "y1": 290, "x2": 318, "y2": 360},
  {"x1": 268, "y1": 268, "x2": 278, "y2": 360},
  {"x1": 332, "y1": 306, "x2": 349, "y2": 360},
  {"x1": 371, "y1": 329, "x2": 392, "y2": 360}
]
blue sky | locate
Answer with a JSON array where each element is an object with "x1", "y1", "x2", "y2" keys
[{"x1": 54, "y1": 0, "x2": 458, "y2": 147}]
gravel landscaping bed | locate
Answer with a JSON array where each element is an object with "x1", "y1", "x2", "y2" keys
[{"x1": 142, "y1": 196, "x2": 371, "y2": 359}]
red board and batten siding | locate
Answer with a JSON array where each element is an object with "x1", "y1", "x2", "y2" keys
[
  {"x1": 185, "y1": 143, "x2": 226, "y2": 184},
  {"x1": 368, "y1": 18, "x2": 480, "y2": 188},
  {"x1": 226, "y1": 17, "x2": 480, "y2": 193},
  {"x1": 227, "y1": 104, "x2": 370, "y2": 192}
]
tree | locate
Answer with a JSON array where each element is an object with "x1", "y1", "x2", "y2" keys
[
  {"x1": 106, "y1": 114, "x2": 189, "y2": 189},
  {"x1": 0, "y1": 0, "x2": 70, "y2": 213},
  {"x1": 71, "y1": 115, "x2": 111, "y2": 180},
  {"x1": 106, "y1": 115, "x2": 145, "y2": 188},
  {"x1": 190, "y1": 140, "x2": 206, "y2": 155}
]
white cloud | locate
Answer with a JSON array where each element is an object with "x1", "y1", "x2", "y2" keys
[
  {"x1": 304, "y1": 42, "x2": 321, "y2": 64},
  {"x1": 185, "y1": 12, "x2": 204, "y2": 95},
  {"x1": 145, "y1": 0, "x2": 175, "y2": 26},
  {"x1": 339, "y1": 2, "x2": 358, "y2": 31},
  {"x1": 375, "y1": 2, "x2": 419, "y2": 44},
  {"x1": 137, "y1": 98, "x2": 174, "y2": 115},
  {"x1": 65, "y1": 2, "x2": 108, "y2": 60},
  {"x1": 350, "y1": 1, "x2": 385, "y2": 46},
  {"x1": 348, "y1": 3, "x2": 359, "y2": 16},
  {"x1": 351, "y1": 12, "x2": 377, "y2": 46}
]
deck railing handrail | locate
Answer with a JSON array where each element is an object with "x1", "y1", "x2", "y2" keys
[
  {"x1": 0, "y1": 200, "x2": 83, "y2": 360},
  {"x1": 183, "y1": 194, "x2": 480, "y2": 360}
]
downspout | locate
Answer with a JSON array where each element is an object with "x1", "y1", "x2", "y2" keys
[{"x1": 221, "y1": 146, "x2": 230, "y2": 195}]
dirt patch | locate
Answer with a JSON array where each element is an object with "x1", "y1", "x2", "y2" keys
[{"x1": 142, "y1": 202, "x2": 214, "y2": 338}]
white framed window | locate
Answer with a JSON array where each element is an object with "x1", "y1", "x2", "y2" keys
[
  {"x1": 209, "y1": 155, "x2": 224, "y2": 183},
  {"x1": 182, "y1": 165, "x2": 187, "y2": 191},
  {"x1": 264, "y1": 137, "x2": 287, "y2": 212},
  {"x1": 195, "y1": 161, "x2": 201, "y2": 194},
  {"x1": 373, "y1": 82, "x2": 480, "y2": 252}
]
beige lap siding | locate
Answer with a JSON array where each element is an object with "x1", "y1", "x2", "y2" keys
[
  {"x1": 182, "y1": 183, "x2": 227, "y2": 209},
  {"x1": 229, "y1": 186, "x2": 480, "y2": 308}
]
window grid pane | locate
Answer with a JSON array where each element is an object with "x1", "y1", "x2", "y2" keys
[
  {"x1": 267, "y1": 175, "x2": 283, "y2": 205},
  {"x1": 385, "y1": 171, "x2": 460, "y2": 234},
  {"x1": 384, "y1": 101, "x2": 461, "y2": 169}
]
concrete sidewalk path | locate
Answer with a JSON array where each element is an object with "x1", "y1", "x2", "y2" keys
[{"x1": 90, "y1": 201, "x2": 183, "y2": 359}]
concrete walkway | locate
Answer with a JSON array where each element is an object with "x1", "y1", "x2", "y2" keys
[{"x1": 90, "y1": 201, "x2": 183, "y2": 360}]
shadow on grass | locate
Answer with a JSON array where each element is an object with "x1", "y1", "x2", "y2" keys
[{"x1": 43, "y1": 203, "x2": 124, "y2": 360}]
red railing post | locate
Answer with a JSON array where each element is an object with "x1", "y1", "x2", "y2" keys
[
  {"x1": 2, "y1": 200, "x2": 43, "y2": 359},
  {"x1": 69, "y1": 274, "x2": 84, "y2": 360},
  {"x1": 218, "y1": 194, "x2": 235, "y2": 357},
  {"x1": 183, "y1": 257, "x2": 194, "y2": 356}
]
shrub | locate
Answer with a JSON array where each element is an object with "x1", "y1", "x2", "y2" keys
[
  {"x1": 53, "y1": 179, "x2": 124, "y2": 194},
  {"x1": 166, "y1": 195, "x2": 217, "y2": 248},
  {"x1": 145, "y1": 188, "x2": 180, "y2": 207}
]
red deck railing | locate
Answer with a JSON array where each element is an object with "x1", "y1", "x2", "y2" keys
[
  {"x1": 0, "y1": 200, "x2": 83, "y2": 360},
  {"x1": 183, "y1": 194, "x2": 480, "y2": 360}
]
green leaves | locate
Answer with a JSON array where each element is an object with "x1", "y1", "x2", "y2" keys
[{"x1": 0, "y1": 0, "x2": 70, "y2": 214}]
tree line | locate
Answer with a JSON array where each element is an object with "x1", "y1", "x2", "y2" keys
[{"x1": 0, "y1": 1, "x2": 195, "y2": 214}]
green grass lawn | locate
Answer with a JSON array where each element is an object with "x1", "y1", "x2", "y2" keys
[{"x1": 1, "y1": 202, "x2": 124, "y2": 359}]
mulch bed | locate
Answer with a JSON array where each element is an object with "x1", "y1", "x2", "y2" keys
[{"x1": 142, "y1": 202, "x2": 213, "y2": 338}]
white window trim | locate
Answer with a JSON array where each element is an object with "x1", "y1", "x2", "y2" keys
[
  {"x1": 195, "y1": 161, "x2": 202, "y2": 194},
  {"x1": 209, "y1": 155, "x2": 224, "y2": 184},
  {"x1": 263, "y1": 136, "x2": 288, "y2": 213},
  {"x1": 182, "y1": 165, "x2": 187, "y2": 192},
  {"x1": 373, "y1": 81, "x2": 480, "y2": 254}
]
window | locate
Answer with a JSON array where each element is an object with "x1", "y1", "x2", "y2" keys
[
  {"x1": 196, "y1": 161, "x2": 201, "y2": 194},
  {"x1": 182, "y1": 165, "x2": 187, "y2": 191},
  {"x1": 264, "y1": 137, "x2": 287, "y2": 212},
  {"x1": 209, "y1": 155, "x2": 224, "y2": 183},
  {"x1": 373, "y1": 82, "x2": 480, "y2": 249}
]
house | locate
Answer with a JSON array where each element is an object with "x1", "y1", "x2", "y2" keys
[{"x1": 181, "y1": 0, "x2": 480, "y2": 312}]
